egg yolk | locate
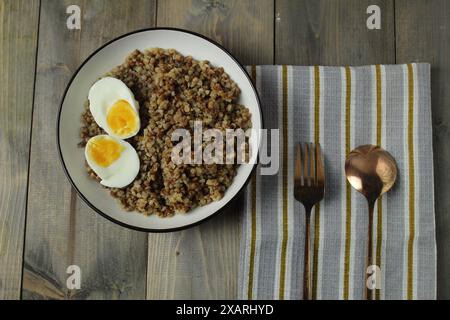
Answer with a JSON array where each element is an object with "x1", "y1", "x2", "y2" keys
[
  {"x1": 106, "y1": 100, "x2": 138, "y2": 136},
  {"x1": 88, "y1": 136, "x2": 124, "y2": 167}
]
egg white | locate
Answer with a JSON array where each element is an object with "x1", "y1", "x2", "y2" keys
[
  {"x1": 88, "y1": 77, "x2": 140, "y2": 139},
  {"x1": 85, "y1": 135, "x2": 140, "y2": 188}
]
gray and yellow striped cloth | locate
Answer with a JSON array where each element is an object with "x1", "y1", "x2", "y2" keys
[{"x1": 239, "y1": 64, "x2": 436, "y2": 300}]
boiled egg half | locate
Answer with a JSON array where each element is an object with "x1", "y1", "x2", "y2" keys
[
  {"x1": 88, "y1": 77, "x2": 140, "y2": 139},
  {"x1": 85, "y1": 135, "x2": 140, "y2": 188}
]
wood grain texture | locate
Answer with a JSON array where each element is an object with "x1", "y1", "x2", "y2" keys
[
  {"x1": 156, "y1": 0, "x2": 274, "y2": 65},
  {"x1": 22, "y1": 0, "x2": 155, "y2": 300},
  {"x1": 275, "y1": 0, "x2": 395, "y2": 65},
  {"x1": 0, "y1": 0, "x2": 39, "y2": 300},
  {"x1": 395, "y1": 0, "x2": 450, "y2": 299},
  {"x1": 146, "y1": 0, "x2": 274, "y2": 299}
]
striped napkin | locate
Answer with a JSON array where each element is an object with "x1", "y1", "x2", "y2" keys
[{"x1": 238, "y1": 64, "x2": 436, "y2": 300}]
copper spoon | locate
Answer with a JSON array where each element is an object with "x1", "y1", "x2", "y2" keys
[{"x1": 345, "y1": 145, "x2": 397, "y2": 300}]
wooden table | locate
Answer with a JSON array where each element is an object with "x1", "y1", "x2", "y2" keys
[{"x1": 0, "y1": 0, "x2": 448, "y2": 300}]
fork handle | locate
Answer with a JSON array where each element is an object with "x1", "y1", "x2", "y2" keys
[{"x1": 303, "y1": 208, "x2": 312, "y2": 300}]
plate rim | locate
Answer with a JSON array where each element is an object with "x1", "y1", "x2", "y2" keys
[{"x1": 56, "y1": 27, "x2": 263, "y2": 233}]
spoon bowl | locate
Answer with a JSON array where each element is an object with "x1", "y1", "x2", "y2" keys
[{"x1": 345, "y1": 145, "x2": 397, "y2": 202}]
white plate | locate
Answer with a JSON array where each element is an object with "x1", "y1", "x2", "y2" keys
[{"x1": 58, "y1": 28, "x2": 262, "y2": 232}]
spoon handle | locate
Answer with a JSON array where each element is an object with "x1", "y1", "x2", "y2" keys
[{"x1": 366, "y1": 200, "x2": 375, "y2": 300}]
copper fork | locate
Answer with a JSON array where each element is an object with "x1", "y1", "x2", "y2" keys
[{"x1": 294, "y1": 142, "x2": 325, "y2": 300}]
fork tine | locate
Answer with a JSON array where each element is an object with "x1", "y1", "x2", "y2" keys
[
  {"x1": 316, "y1": 143, "x2": 325, "y2": 185},
  {"x1": 312, "y1": 143, "x2": 318, "y2": 186},
  {"x1": 295, "y1": 143, "x2": 302, "y2": 185},
  {"x1": 295, "y1": 142, "x2": 324, "y2": 188},
  {"x1": 303, "y1": 143, "x2": 309, "y2": 185},
  {"x1": 310, "y1": 143, "x2": 315, "y2": 186}
]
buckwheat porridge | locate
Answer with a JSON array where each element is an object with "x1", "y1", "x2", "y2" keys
[{"x1": 79, "y1": 48, "x2": 252, "y2": 217}]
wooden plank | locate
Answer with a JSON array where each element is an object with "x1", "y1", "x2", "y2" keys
[
  {"x1": 146, "y1": 0, "x2": 274, "y2": 299},
  {"x1": 395, "y1": 0, "x2": 450, "y2": 299},
  {"x1": 22, "y1": 0, "x2": 155, "y2": 300},
  {"x1": 275, "y1": 0, "x2": 395, "y2": 65},
  {"x1": 0, "y1": 0, "x2": 39, "y2": 300}
]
